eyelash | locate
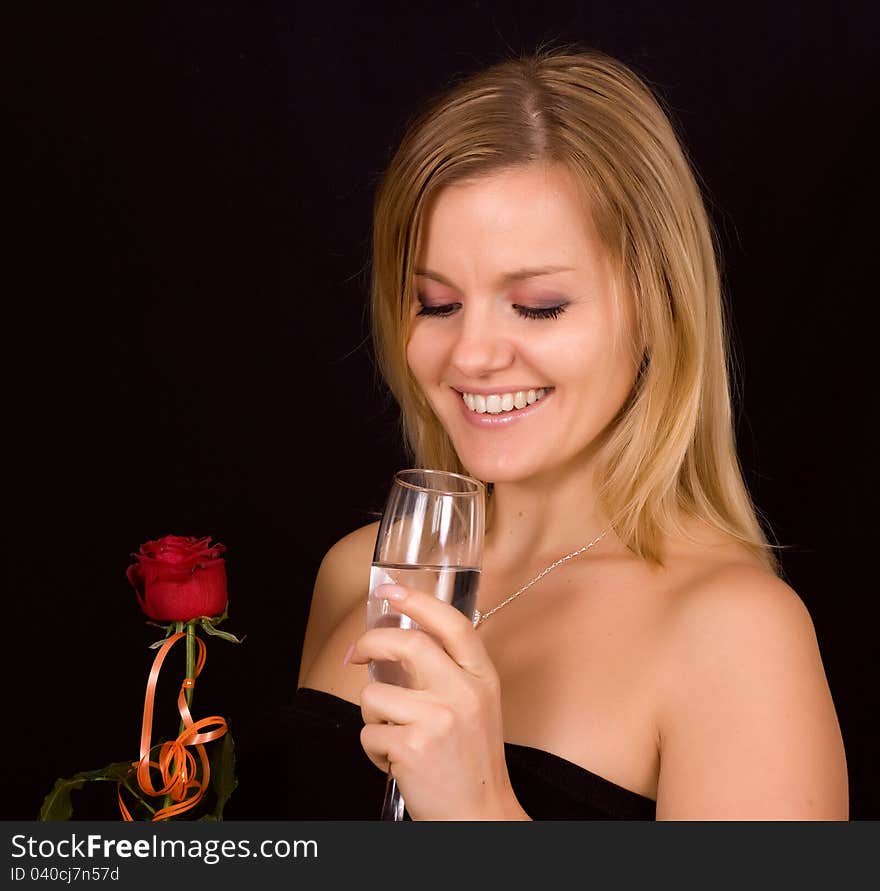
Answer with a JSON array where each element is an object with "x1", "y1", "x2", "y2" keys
[{"x1": 415, "y1": 302, "x2": 567, "y2": 321}]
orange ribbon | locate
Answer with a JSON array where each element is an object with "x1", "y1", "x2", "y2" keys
[{"x1": 118, "y1": 631, "x2": 228, "y2": 821}]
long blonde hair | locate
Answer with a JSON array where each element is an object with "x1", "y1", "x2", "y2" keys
[{"x1": 369, "y1": 46, "x2": 784, "y2": 575}]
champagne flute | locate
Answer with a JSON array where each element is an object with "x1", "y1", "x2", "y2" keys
[{"x1": 367, "y1": 468, "x2": 485, "y2": 821}]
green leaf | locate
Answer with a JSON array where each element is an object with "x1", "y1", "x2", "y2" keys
[
  {"x1": 38, "y1": 760, "x2": 134, "y2": 821},
  {"x1": 119, "y1": 776, "x2": 157, "y2": 819},
  {"x1": 208, "y1": 606, "x2": 230, "y2": 625},
  {"x1": 207, "y1": 728, "x2": 238, "y2": 820},
  {"x1": 199, "y1": 621, "x2": 243, "y2": 644}
]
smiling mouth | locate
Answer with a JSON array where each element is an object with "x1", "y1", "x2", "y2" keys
[{"x1": 459, "y1": 387, "x2": 553, "y2": 415}]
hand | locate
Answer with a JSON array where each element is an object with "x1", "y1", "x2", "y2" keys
[{"x1": 345, "y1": 583, "x2": 527, "y2": 820}]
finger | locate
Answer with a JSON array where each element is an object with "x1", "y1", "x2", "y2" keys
[
  {"x1": 348, "y1": 626, "x2": 458, "y2": 690},
  {"x1": 360, "y1": 721, "x2": 418, "y2": 777},
  {"x1": 359, "y1": 722, "x2": 393, "y2": 773},
  {"x1": 371, "y1": 584, "x2": 494, "y2": 679},
  {"x1": 359, "y1": 681, "x2": 435, "y2": 727}
]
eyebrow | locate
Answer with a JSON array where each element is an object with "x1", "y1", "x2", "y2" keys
[{"x1": 414, "y1": 265, "x2": 575, "y2": 287}]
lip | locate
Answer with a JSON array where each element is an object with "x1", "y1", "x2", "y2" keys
[{"x1": 454, "y1": 387, "x2": 555, "y2": 428}]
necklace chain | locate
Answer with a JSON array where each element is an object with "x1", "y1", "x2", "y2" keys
[{"x1": 472, "y1": 527, "x2": 611, "y2": 628}]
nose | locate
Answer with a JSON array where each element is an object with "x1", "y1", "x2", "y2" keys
[{"x1": 447, "y1": 304, "x2": 515, "y2": 379}]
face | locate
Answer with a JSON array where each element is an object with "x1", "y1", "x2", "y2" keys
[{"x1": 406, "y1": 162, "x2": 641, "y2": 486}]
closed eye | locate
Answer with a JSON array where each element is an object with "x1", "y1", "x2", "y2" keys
[
  {"x1": 513, "y1": 304, "x2": 567, "y2": 320},
  {"x1": 415, "y1": 301, "x2": 568, "y2": 321}
]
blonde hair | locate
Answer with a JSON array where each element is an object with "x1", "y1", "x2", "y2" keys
[{"x1": 369, "y1": 46, "x2": 784, "y2": 576}]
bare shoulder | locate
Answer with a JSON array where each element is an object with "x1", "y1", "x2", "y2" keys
[
  {"x1": 296, "y1": 520, "x2": 380, "y2": 687},
  {"x1": 312, "y1": 520, "x2": 381, "y2": 613},
  {"x1": 652, "y1": 560, "x2": 849, "y2": 819},
  {"x1": 663, "y1": 561, "x2": 817, "y2": 657}
]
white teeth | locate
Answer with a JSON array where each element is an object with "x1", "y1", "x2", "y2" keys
[{"x1": 460, "y1": 388, "x2": 550, "y2": 415}]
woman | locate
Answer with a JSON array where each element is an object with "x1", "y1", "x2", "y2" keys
[{"x1": 295, "y1": 47, "x2": 848, "y2": 820}]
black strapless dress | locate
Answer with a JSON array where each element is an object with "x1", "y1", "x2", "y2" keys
[{"x1": 226, "y1": 687, "x2": 656, "y2": 820}]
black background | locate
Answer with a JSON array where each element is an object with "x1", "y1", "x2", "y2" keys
[{"x1": 9, "y1": 2, "x2": 878, "y2": 819}]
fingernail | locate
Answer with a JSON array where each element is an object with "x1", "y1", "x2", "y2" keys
[
  {"x1": 378, "y1": 584, "x2": 406, "y2": 601},
  {"x1": 342, "y1": 641, "x2": 355, "y2": 666}
]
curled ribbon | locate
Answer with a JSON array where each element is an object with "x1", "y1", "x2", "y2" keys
[{"x1": 118, "y1": 631, "x2": 228, "y2": 821}]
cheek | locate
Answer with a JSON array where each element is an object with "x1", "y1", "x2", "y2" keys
[
  {"x1": 405, "y1": 335, "x2": 423, "y2": 382},
  {"x1": 527, "y1": 326, "x2": 595, "y2": 377},
  {"x1": 406, "y1": 327, "x2": 445, "y2": 383}
]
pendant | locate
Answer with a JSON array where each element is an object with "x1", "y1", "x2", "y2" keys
[{"x1": 472, "y1": 608, "x2": 482, "y2": 628}]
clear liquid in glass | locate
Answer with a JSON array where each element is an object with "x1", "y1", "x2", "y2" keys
[{"x1": 367, "y1": 563, "x2": 480, "y2": 686}]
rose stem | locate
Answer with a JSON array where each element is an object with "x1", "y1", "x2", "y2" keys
[
  {"x1": 161, "y1": 620, "x2": 188, "y2": 818},
  {"x1": 176, "y1": 622, "x2": 198, "y2": 779},
  {"x1": 184, "y1": 619, "x2": 196, "y2": 710}
]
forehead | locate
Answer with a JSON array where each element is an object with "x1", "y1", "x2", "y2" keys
[{"x1": 415, "y1": 163, "x2": 602, "y2": 275}]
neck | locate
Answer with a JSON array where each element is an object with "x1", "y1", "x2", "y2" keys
[{"x1": 484, "y1": 463, "x2": 620, "y2": 569}]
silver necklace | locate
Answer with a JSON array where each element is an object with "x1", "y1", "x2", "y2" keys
[{"x1": 472, "y1": 527, "x2": 612, "y2": 628}]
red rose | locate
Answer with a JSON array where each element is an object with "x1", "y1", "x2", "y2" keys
[{"x1": 126, "y1": 534, "x2": 228, "y2": 622}]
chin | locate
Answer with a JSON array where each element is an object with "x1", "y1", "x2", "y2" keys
[{"x1": 457, "y1": 450, "x2": 542, "y2": 485}]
